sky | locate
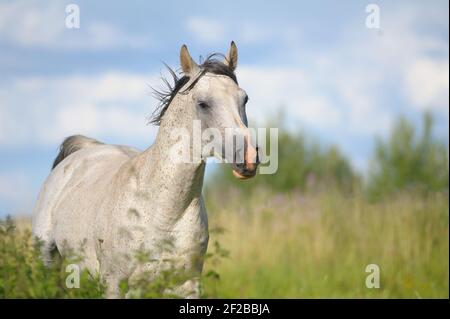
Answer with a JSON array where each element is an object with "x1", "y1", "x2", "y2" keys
[{"x1": 0, "y1": 0, "x2": 448, "y2": 216}]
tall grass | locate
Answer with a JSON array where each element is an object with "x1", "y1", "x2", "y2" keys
[
  {"x1": 0, "y1": 217, "x2": 105, "y2": 298},
  {"x1": 203, "y1": 189, "x2": 449, "y2": 298},
  {"x1": 1, "y1": 189, "x2": 448, "y2": 298}
]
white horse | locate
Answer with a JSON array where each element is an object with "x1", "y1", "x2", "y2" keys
[{"x1": 32, "y1": 42, "x2": 258, "y2": 298}]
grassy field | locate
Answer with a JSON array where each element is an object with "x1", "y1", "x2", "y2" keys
[
  {"x1": 1, "y1": 190, "x2": 448, "y2": 298},
  {"x1": 203, "y1": 189, "x2": 449, "y2": 298}
]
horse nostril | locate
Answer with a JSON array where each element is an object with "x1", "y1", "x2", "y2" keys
[{"x1": 255, "y1": 146, "x2": 260, "y2": 165}]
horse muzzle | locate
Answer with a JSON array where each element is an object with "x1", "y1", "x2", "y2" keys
[{"x1": 231, "y1": 145, "x2": 259, "y2": 180}]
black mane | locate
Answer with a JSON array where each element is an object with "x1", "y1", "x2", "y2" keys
[{"x1": 150, "y1": 53, "x2": 237, "y2": 125}]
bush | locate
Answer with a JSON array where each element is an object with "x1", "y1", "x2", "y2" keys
[
  {"x1": 367, "y1": 112, "x2": 449, "y2": 201},
  {"x1": 0, "y1": 216, "x2": 104, "y2": 298},
  {"x1": 0, "y1": 217, "x2": 227, "y2": 298}
]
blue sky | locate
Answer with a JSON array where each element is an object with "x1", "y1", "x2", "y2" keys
[{"x1": 0, "y1": 0, "x2": 448, "y2": 216}]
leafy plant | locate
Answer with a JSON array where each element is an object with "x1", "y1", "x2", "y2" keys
[{"x1": 367, "y1": 112, "x2": 449, "y2": 201}]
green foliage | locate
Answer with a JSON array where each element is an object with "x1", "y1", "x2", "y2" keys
[
  {"x1": 200, "y1": 227, "x2": 230, "y2": 298},
  {"x1": 210, "y1": 117, "x2": 359, "y2": 194},
  {"x1": 2, "y1": 188, "x2": 448, "y2": 299},
  {"x1": 0, "y1": 216, "x2": 104, "y2": 298},
  {"x1": 367, "y1": 112, "x2": 449, "y2": 201},
  {"x1": 0, "y1": 217, "x2": 228, "y2": 299}
]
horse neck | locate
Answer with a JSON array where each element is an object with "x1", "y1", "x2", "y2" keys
[{"x1": 137, "y1": 94, "x2": 205, "y2": 217}]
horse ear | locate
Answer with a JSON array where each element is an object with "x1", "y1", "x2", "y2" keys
[
  {"x1": 180, "y1": 44, "x2": 199, "y2": 75},
  {"x1": 224, "y1": 41, "x2": 238, "y2": 71}
]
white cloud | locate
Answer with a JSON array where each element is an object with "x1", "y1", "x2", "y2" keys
[
  {"x1": 0, "y1": 72, "x2": 160, "y2": 147},
  {"x1": 332, "y1": 71, "x2": 393, "y2": 136},
  {"x1": 404, "y1": 58, "x2": 449, "y2": 112},
  {"x1": 349, "y1": 3, "x2": 449, "y2": 116},
  {"x1": 237, "y1": 66, "x2": 341, "y2": 129},
  {"x1": 186, "y1": 17, "x2": 227, "y2": 44},
  {"x1": 0, "y1": 0, "x2": 61, "y2": 47},
  {"x1": 0, "y1": 1, "x2": 150, "y2": 50},
  {"x1": 235, "y1": 64, "x2": 396, "y2": 138},
  {"x1": 283, "y1": 3, "x2": 449, "y2": 136},
  {"x1": 184, "y1": 4, "x2": 448, "y2": 140}
]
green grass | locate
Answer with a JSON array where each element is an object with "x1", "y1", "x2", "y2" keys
[
  {"x1": 1, "y1": 190, "x2": 448, "y2": 298},
  {"x1": 203, "y1": 189, "x2": 449, "y2": 298},
  {"x1": 0, "y1": 218, "x2": 105, "y2": 298}
]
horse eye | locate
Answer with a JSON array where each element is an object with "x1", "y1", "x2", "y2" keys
[
  {"x1": 198, "y1": 101, "x2": 210, "y2": 109},
  {"x1": 244, "y1": 95, "x2": 249, "y2": 104}
]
